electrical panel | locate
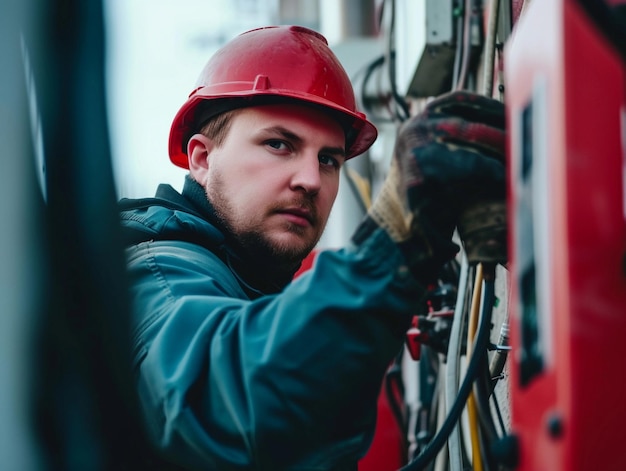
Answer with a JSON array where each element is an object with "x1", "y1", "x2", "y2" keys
[
  {"x1": 394, "y1": 0, "x2": 457, "y2": 98},
  {"x1": 506, "y1": 0, "x2": 626, "y2": 469}
]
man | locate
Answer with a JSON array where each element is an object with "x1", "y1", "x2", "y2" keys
[{"x1": 119, "y1": 25, "x2": 505, "y2": 470}]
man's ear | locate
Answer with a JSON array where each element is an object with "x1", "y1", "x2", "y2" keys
[{"x1": 187, "y1": 133, "x2": 213, "y2": 181}]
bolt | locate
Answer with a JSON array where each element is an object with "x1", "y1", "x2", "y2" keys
[{"x1": 546, "y1": 412, "x2": 563, "y2": 439}]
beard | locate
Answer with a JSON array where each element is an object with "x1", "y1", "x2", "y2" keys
[{"x1": 204, "y1": 170, "x2": 322, "y2": 274}]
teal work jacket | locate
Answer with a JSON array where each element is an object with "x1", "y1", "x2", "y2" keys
[{"x1": 119, "y1": 177, "x2": 423, "y2": 470}]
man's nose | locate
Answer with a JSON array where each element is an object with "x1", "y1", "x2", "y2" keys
[{"x1": 290, "y1": 153, "x2": 321, "y2": 195}]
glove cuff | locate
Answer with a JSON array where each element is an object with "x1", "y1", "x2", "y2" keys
[
  {"x1": 352, "y1": 214, "x2": 459, "y2": 286},
  {"x1": 366, "y1": 160, "x2": 412, "y2": 243}
]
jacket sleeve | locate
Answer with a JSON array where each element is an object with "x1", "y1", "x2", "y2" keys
[{"x1": 127, "y1": 227, "x2": 424, "y2": 471}]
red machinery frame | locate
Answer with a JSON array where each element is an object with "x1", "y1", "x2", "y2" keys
[{"x1": 506, "y1": 0, "x2": 626, "y2": 469}]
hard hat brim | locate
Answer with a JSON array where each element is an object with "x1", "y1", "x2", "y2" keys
[{"x1": 168, "y1": 85, "x2": 378, "y2": 169}]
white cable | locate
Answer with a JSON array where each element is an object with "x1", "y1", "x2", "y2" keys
[
  {"x1": 434, "y1": 362, "x2": 449, "y2": 471},
  {"x1": 445, "y1": 254, "x2": 470, "y2": 471}
]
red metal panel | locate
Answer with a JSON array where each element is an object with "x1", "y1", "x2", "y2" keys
[
  {"x1": 506, "y1": 0, "x2": 626, "y2": 470},
  {"x1": 358, "y1": 388, "x2": 406, "y2": 471}
]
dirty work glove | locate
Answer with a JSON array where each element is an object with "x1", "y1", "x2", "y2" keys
[{"x1": 352, "y1": 91, "x2": 506, "y2": 284}]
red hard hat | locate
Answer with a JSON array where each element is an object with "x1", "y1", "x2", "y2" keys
[{"x1": 168, "y1": 25, "x2": 378, "y2": 169}]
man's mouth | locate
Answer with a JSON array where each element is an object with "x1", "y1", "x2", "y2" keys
[{"x1": 276, "y1": 207, "x2": 315, "y2": 227}]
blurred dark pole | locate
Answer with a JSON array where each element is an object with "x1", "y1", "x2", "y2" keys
[
  {"x1": 340, "y1": 0, "x2": 378, "y2": 37},
  {"x1": 0, "y1": 0, "x2": 45, "y2": 469},
  {"x1": 15, "y1": 0, "x2": 151, "y2": 469}
]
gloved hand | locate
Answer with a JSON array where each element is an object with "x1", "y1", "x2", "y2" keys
[{"x1": 352, "y1": 91, "x2": 506, "y2": 284}]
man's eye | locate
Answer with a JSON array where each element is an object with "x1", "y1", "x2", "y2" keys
[
  {"x1": 266, "y1": 140, "x2": 289, "y2": 151},
  {"x1": 319, "y1": 154, "x2": 340, "y2": 168}
]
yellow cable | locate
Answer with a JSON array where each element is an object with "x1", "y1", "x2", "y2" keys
[
  {"x1": 466, "y1": 263, "x2": 484, "y2": 471},
  {"x1": 345, "y1": 167, "x2": 372, "y2": 210}
]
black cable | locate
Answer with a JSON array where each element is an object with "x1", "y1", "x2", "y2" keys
[
  {"x1": 359, "y1": 54, "x2": 384, "y2": 112},
  {"x1": 398, "y1": 268, "x2": 496, "y2": 471},
  {"x1": 358, "y1": 53, "x2": 396, "y2": 123},
  {"x1": 385, "y1": 0, "x2": 411, "y2": 122},
  {"x1": 474, "y1": 355, "x2": 499, "y2": 444},
  {"x1": 473, "y1": 355, "x2": 500, "y2": 471},
  {"x1": 490, "y1": 383, "x2": 507, "y2": 438},
  {"x1": 477, "y1": 422, "x2": 494, "y2": 471},
  {"x1": 385, "y1": 350, "x2": 408, "y2": 444}
]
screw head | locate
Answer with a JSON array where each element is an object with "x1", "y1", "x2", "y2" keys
[{"x1": 546, "y1": 412, "x2": 564, "y2": 438}]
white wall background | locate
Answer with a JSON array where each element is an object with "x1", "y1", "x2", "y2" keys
[{"x1": 104, "y1": 0, "x2": 280, "y2": 198}]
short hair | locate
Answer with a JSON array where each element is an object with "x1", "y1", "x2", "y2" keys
[{"x1": 198, "y1": 109, "x2": 241, "y2": 147}]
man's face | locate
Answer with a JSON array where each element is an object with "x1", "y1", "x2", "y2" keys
[{"x1": 189, "y1": 103, "x2": 346, "y2": 266}]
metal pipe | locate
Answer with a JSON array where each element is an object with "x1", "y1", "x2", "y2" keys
[{"x1": 481, "y1": 0, "x2": 501, "y2": 97}]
